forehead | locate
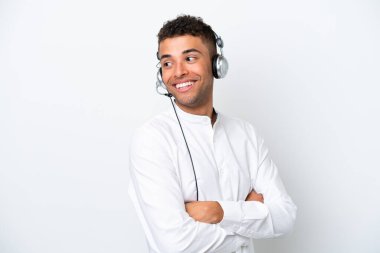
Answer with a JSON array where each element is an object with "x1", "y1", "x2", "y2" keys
[{"x1": 158, "y1": 35, "x2": 210, "y2": 57}]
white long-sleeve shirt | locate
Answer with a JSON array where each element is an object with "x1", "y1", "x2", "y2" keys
[{"x1": 128, "y1": 103, "x2": 297, "y2": 253}]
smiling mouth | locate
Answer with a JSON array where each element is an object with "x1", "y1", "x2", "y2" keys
[
  {"x1": 175, "y1": 81, "x2": 194, "y2": 89},
  {"x1": 171, "y1": 81, "x2": 196, "y2": 93}
]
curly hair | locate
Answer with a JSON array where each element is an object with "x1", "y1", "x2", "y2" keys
[{"x1": 157, "y1": 15, "x2": 217, "y2": 56}]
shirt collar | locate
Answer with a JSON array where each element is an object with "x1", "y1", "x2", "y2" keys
[{"x1": 172, "y1": 101, "x2": 219, "y2": 126}]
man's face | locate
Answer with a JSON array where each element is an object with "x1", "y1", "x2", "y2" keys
[{"x1": 158, "y1": 35, "x2": 214, "y2": 112}]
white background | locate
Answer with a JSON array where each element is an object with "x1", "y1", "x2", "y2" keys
[{"x1": 1, "y1": 0, "x2": 379, "y2": 252}]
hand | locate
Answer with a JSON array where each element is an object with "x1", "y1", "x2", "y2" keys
[
  {"x1": 185, "y1": 201, "x2": 224, "y2": 224},
  {"x1": 245, "y1": 190, "x2": 264, "y2": 203}
]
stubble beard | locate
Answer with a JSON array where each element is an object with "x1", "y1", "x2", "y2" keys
[{"x1": 173, "y1": 83, "x2": 213, "y2": 110}]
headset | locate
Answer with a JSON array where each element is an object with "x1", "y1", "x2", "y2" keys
[{"x1": 155, "y1": 33, "x2": 228, "y2": 201}]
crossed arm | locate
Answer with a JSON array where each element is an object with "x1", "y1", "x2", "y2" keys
[{"x1": 185, "y1": 191, "x2": 264, "y2": 224}]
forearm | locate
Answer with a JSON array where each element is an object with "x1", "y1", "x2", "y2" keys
[
  {"x1": 185, "y1": 194, "x2": 295, "y2": 239},
  {"x1": 185, "y1": 201, "x2": 224, "y2": 224},
  {"x1": 218, "y1": 196, "x2": 297, "y2": 239},
  {"x1": 185, "y1": 191, "x2": 295, "y2": 239}
]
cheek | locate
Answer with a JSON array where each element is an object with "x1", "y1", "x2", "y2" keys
[
  {"x1": 192, "y1": 62, "x2": 213, "y2": 77},
  {"x1": 204, "y1": 60, "x2": 214, "y2": 76}
]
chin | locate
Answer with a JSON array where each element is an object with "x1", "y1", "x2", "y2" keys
[{"x1": 176, "y1": 96, "x2": 202, "y2": 108}]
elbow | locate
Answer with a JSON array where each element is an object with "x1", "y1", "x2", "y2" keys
[{"x1": 272, "y1": 202, "x2": 297, "y2": 237}]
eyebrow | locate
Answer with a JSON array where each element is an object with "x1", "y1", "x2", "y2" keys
[
  {"x1": 183, "y1": 48, "x2": 202, "y2": 55},
  {"x1": 159, "y1": 48, "x2": 203, "y2": 60}
]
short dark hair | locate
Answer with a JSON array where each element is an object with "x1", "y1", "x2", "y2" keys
[{"x1": 157, "y1": 15, "x2": 217, "y2": 56}]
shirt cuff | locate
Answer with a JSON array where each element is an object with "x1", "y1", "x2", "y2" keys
[
  {"x1": 218, "y1": 200, "x2": 269, "y2": 233},
  {"x1": 218, "y1": 201, "x2": 242, "y2": 233}
]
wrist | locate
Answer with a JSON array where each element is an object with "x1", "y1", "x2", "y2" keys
[{"x1": 213, "y1": 201, "x2": 224, "y2": 223}]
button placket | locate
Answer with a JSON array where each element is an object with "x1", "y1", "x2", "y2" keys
[{"x1": 213, "y1": 125, "x2": 230, "y2": 202}]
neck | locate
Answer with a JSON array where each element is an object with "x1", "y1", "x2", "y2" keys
[{"x1": 175, "y1": 99, "x2": 217, "y2": 126}]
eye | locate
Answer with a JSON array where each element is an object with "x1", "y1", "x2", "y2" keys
[
  {"x1": 162, "y1": 61, "x2": 172, "y2": 68},
  {"x1": 186, "y1": 56, "x2": 196, "y2": 62}
]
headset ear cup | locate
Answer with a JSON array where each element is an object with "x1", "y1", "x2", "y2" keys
[
  {"x1": 212, "y1": 54, "x2": 220, "y2": 79},
  {"x1": 217, "y1": 55, "x2": 228, "y2": 79},
  {"x1": 212, "y1": 54, "x2": 228, "y2": 79},
  {"x1": 156, "y1": 68, "x2": 164, "y2": 88},
  {"x1": 158, "y1": 68, "x2": 163, "y2": 85},
  {"x1": 156, "y1": 67, "x2": 170, "y2": 96}
]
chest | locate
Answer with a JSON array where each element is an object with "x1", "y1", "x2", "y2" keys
[{"x1": 171, "y1": 124, "x2": 254, "y2": 202}]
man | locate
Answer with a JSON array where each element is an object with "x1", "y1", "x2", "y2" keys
[{"x1": 128, "y1": 15, "x2": 297, "y2": 253}]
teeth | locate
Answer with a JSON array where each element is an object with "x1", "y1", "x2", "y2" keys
[{"x1": 175, "y1": 81, "x2": 194, "y2": 89}]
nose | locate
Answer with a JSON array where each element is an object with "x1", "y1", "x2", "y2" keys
[{"x1": 174, "y1": 61, "x2": 188, "y2": 78}]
